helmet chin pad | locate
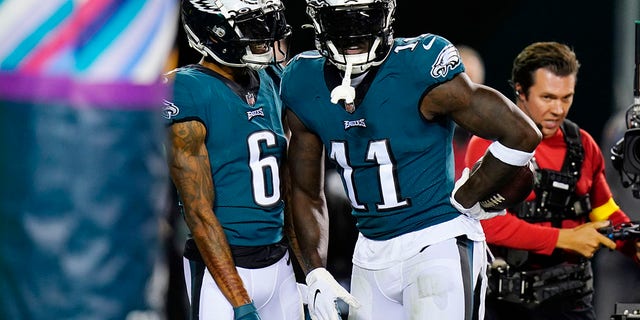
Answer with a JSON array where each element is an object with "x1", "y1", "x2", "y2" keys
[{"x1": 242, "y1": 48, "x2": 274, "y2": 70}]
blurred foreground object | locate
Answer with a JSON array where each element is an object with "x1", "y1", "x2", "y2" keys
[{"x1": 0, "y1": 0, "x2": 178, "y2": 319}]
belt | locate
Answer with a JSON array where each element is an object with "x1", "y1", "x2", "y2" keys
[{"x1": 487, "y1": 260, "x2": 593, "y2": 308}]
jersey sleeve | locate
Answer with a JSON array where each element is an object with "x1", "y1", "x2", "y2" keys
[
  {"x1": 399, "y1": 34, "x2": 465, "y2": 90},
  {"x1": 280, "y1": 52, "x2": 303, "y2": 111},
  {"x1": 279, "y1": 50, "x2": 324, "y2": 130},
  {"x1": 279, "y1": 57, "x2": 295, "y2": 110},
  {"x1": 162, "y1": 68, "x2": 206, "y2": 126}
]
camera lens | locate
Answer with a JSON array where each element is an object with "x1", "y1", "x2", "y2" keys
[{"x1": 623, "y1": 128, "x2": 640, "y2": 174}]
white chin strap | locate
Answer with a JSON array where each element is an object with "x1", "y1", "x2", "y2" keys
[{"x1": 330, "y1": 60, "x2": 356, "y2": 105}]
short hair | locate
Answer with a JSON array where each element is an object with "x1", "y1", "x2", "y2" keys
[{"x1": 511, "y1": 42, "x2": 580, "y2": 96}]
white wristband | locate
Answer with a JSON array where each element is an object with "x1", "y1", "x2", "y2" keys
[{"x1": 487, "y1": 141, "x2": 534, "y2": 166}]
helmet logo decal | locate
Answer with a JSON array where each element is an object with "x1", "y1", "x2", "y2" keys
[
  {"x1": 190, "y1": 0, "x2": 219, "y2": 14},
  {"x1": 430, "y1": 44, "x2": 460, "y2": 78},
  {"x1": 162, "y1": 100, "x2": 180, "y2": 119}
]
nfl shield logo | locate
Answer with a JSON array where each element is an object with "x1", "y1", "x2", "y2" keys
[
  {"x1": 245, "y1": 92, "x2": 256, "y2": 106},
  {"x1": 344, "y1": 101, "x2": 356, "y2": 113}
]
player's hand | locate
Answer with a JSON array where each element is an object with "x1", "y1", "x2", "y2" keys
[
  {"x1": 450, "y1": 167, "x2": 506, "y2": 220},
  {"x1": 556, "y1": 220, "x2": 616, "y2": 258},
  {"x1": 233, "y1": 301, "x2": 261, "y2": 320},
  {"x1": 305, "y1": 268, "x2": 360, "y2": 320}
]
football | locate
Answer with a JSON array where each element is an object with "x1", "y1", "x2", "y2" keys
[{"x1": 471, "y1": 158, "x2": 536, "y2": 212}]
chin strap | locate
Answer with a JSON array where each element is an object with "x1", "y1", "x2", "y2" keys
[{"x1": 330, "y1": 61, "x2": 356, "y2": 108}]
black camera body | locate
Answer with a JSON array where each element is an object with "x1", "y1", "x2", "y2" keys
[
  {"x1": 621, "y1": 127, "x2": 640, "y2": 174},
  {"x1": 612, "y1": 128, "x2": 640, "y2": 175},
  {"x1": 611, "y1": 104, "x2": 640, "y2": 198},
  {"x1": 623, "y1": 104, "x2": 640, "y2": 174}
]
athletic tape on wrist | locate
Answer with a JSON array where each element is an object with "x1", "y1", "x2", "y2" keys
[{"x1": 488, "y1": 141, "x2": 534, "y2": 166}]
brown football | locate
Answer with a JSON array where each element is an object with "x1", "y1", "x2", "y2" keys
[{"x1": 471, "y1": 159, "x2": 535, "y2": 212}]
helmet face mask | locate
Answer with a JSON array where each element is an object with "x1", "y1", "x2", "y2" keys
[
  {"x1": 306, "y1": 0, "x2": 395, "y2": 74},
  {"x1": 181, "y1": 0, "x2": 291, "y2": 70}
]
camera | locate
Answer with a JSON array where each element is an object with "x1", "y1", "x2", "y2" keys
[
  {"x1": 611, "y1": 104, "x2": 640, "y2": 174},
  {"x1": 611, "y1": 104, "x2": 640, "y2": 198},
  {"x1": 610, "y1": 21, "x2": 640, "y2": 198},
  {"x1": 610, "y1": 302, "x2": 640, "y2": 319}
]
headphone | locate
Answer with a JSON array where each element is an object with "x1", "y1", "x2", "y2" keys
[{"x1": 515, "y1": 88, "x2": 524, "y2": 101}]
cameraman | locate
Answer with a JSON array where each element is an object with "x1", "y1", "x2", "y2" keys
[{"x1": 465, "y1": 42, "x2": 640, "y2": 320}]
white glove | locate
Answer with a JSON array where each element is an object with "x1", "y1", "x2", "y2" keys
[
  {"x1": 305, "y1": 268, "x2": 360, "y2": 320},
  {"x1": 450, "y1": 167, "x2": 506, "y2": 220}
]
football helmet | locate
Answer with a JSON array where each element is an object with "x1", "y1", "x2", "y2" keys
[
  {"x1": 306, "y1": 0, "x2": 395, "y2": 74},
  {"x1": 181, "y1": 0, "x2": 291, "y2": 70}
]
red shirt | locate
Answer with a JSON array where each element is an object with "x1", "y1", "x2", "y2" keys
[{"x1": 465, "y1": 126, "x2": 636, "y2": 258}]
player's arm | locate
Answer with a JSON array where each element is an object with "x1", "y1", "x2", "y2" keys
[
  {"x1": 286, "y1": 109, "x2": 360, "y2": 317},
  {"x1": 166, "y1": 120, "x2": 252, "y2": 308},
  {"x1": 285, "y1": 109, "x2": 328, "y2": 273},
  {"x1": 421, "y1": 73, "x2": 542, "y2": 208},
  {"x1": 280, "y1": 114, "x2": 305, "y2": 270}
]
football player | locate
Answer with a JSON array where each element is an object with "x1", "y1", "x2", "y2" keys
[
  {"x1": 280, "y1": 0, "x2": 542, "y2": 319},
  {"x1": 163, "y1": 1, "x2": 303, "y2": 319}
]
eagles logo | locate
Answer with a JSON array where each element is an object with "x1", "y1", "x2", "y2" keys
[
  {"x1": 190, "y1": 0, "x2": 219, "y2": 13},
  {"x1": 189, "y1": 0, "x2": 264, "y2": 14},
  {"x1": 430, "y1": 44, "x2": 460, "y2": 78},
  {"x1": 162, "y1": 100, "x2": 180, "y2": 120}
]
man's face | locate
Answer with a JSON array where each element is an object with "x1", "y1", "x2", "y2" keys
[{"x1": 518, "y1": 68, "x2": 576, "y2": 139}]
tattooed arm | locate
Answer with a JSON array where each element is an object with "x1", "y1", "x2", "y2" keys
[{"x1": 166, "y1": 120, "x2": 251, "y2": 308}]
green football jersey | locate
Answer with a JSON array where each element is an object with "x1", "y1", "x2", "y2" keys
[
  {"x1": 164, "y1": 65, "x2": 287, "y2": 246},
  {"x1": 282, "y1": 34, "x2": 466, "y2": 240}
]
